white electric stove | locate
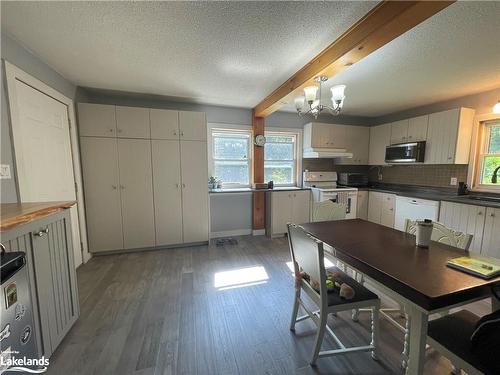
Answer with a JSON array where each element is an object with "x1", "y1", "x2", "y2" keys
[{"x1": 303, "y1": 171, "x2": 358, "y2": 219}]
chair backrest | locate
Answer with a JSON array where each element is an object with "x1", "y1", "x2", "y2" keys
[
  {"x1": 287, "y1": 223, "x2": 327, "y2": 299},
  {"x1": 312, "y1": 201, "x2": 347, "y2": 222},
  {"x1": 404, "y1": 219, "x2": 473, "y2": 250}
]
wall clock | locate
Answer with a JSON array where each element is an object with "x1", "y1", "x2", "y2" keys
[{"x1": 254, "y1": 134, "x2": 266, "y2": 147}]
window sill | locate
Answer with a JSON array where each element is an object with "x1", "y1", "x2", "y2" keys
[{"x1": 209, "y1": 186, "x2": 309, "y2": 194}]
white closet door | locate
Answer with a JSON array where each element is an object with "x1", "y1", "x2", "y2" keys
[
  {"x1": 78, "y1": 103, "x2": 116, "y2": 137},
  {"x1": 117, "y1": 139, "x2": 155, "y2": 249},
  {"x1": 151, "y1": 140, "x2": 183, "y2": 246},
  {"x1": 180, "y1": 141, "x2": 209, "y2": 242},
  {"x1": 407, "y1": 115, "x2": 428, "y2": 142},
  {"x1": 115, "y1": 106, "x2": 150, "y2": 138},
  {"x1": 150, "y1": 109, "x2": 179, "y2": 140},
  {"x1": 80, "y1": 137, "x2": 124, "y2": 252},
  {"x1": 179, "y1": 111, "x2": 207, "y2": 141}
]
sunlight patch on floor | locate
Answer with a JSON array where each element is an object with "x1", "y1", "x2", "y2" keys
[{"x1": 214, "y1": 266, "x2": 269, "y2": 290}]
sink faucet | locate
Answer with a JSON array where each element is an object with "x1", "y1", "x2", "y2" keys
[{"x1": 492, "y1": 165, "x2": 500, "y2": 184}]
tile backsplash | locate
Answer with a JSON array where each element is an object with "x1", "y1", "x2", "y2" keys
[
  {"x1": 302, "y1": 159, "x2": 468, "y2": 189},
  {"x1": 368, "y1": 164, "x2": 468, "y2": 188}
]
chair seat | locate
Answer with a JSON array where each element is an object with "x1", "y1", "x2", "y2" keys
[
  {"x1": 428, "y1": 310, "x2": 497, "y2": 375},
  {"x1": 324, "y1": 266, "x2": 378, "y2": 306}
]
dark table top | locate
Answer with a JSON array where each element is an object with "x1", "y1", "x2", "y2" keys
[{"x1": 300, "y1": 219, "x2": 500, "y2": 311}]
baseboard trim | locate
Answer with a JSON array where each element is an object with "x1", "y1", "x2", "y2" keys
[
  {"x1": 91, "y1": 241, "x2": 209, "y2": 256},
  {"x1": 252, "y1": 229, "x2": 266, "y2": 236},
  {"x1": 210, "y1": 229, "x2": 252, "y2": 239}
]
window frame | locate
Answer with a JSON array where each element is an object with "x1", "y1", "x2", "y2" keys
[
  {"x1": 208, "y1": 124, "x2": 253, "y2": 189},
  {"x1": 264, "y1": 128, "x2": 302, "y2": 187},
  {"x1": 470, "y1": 116, "x2": 500, "y2": 193}
]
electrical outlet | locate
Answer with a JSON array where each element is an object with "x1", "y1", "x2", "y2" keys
[
  {"x1": 450, "y1": 177, "x2": 458, "y2": 186},
  {"x1": 0, "y1": 164, "x2": 11, "y2": 179}
]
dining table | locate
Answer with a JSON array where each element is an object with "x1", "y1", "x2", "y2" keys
[{"x1": 300, "y1": 219, "x2": 500, "y2": 375}]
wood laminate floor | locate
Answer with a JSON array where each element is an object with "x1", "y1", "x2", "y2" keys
[{"x1": 46, "y1": 235, "x2": 490, "y2": 375}]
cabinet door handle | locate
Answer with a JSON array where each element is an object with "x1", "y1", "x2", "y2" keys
[
  {"x1": 120, "y1": 185, "x2": 125, "y2": 190},
  {"x1": 180, "y1": 131, "x2": 184, "y2": 137},
  {"x1": 175, "y1": 183, "x2": 179, "y2": 188},
  {"x1": 478, "y1": 211, "x2": 483, "y2": 215},
  {"x1": 117, "y1": 129, "x2": 123, "y2": 133},
  {"x1": 34, "y1": 228, "x2": 49, "y2": 237},
  {"x1": 173, "y1": 131, "x2": 177, "y2": 136},
  {"x1": 447, "y1": 156, "x2": 452, "y2": 160},
  {"x1": 491, "y1": 213, "x2": 496, "y2": 217},
  {"x1": 182, "y1": 183, "x2": 186, "y2": 188},
  {"x1": 109, "y1": 128, "x2": 114, "y2": 133},
  {"x1": 293, "y1": 193, "x2": 296, "y2": 197},
  {"x1": 112, "y1": 185, "x2": 117, "y2": 190}
]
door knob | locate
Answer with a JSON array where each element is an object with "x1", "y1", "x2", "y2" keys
[{"x1": 34, "y1": 228, "x2": 49, "y2": 237}]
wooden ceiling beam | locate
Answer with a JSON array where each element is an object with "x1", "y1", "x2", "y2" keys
[{"x1": 253, "y1": 1, "x2": 455, "y2": 118}]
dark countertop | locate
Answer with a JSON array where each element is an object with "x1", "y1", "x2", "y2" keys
[
  {"x1": 209, "y1": 186, "x2": 310, "y2": 194},
  {"x1": 351, "y1": 183, "x2": 500, "y2": 209}
]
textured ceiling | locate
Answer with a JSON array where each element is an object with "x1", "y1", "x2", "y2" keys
[
  {"x1": 2, "y1": 1, "x2": 499, "y2": 117},
  {"x1": 1, "y1": 1, "x2": 375, "y2": 108}
]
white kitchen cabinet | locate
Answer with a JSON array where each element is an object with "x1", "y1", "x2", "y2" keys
[
  {"x1": 367, "y1": 191, "x2": 395, "y2": 228},
  {"x1": 266, "y1": 190, "x2": 310, "y2": 237},
  {"x1": 117, "y1": 139, "x2": 155, "y2": 249},
  {"x1": 150, "y1": 109, "x2": 179, "y2": 140},
  {"x1": 369, "y1": 123, "x2": 391, "y2": 165},
  {"x1": 357, "y1": 190, "x2": 369, "y2": 220},
  {"x1": 179, "y1": 111, "x2": 207, "y2": 141},
  {"x1": 77, "y1": 103, "x2": 116, "y2": 137},
  {"x1": 303, "y1": 122, "x2": 348, "y2": 149},
  {"x1": 380, "y1": 193, "x2": 395, "y2": 228},
  {"x1": 407, "y1": 115, "x2": 428, "y2": 142},
  {"x1": 481, "y1": 207, "x2": 500, "y2": 259},
  {"x1": 390, "y1": 119, "x2": 409, "y2": 144},
  {"x1": 336, "y1": 125, "x2": 370, "y2": 165},
  {"x1": 180, "y1": 140, "x2": 209, "y2": 242},
  {"x1": 115, "y1": 106, "x2": 151, "y2": 138},
  {"x1": 151, "y1": 140, "x2": 183, "y2": 246},
  {"x1": 80, "y1": 137, "x2": 124, "y2": 252},
  {"x1": 439, "y1": 201, "x2": 486, "y2": 253},
  {"x1": 425, "y1": 108, "x2": 475, "y2": 164}
]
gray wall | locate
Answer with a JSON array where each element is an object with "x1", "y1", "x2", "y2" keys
[
  {"x1": 375, "y1": 87, "x2": 500, "y2": 125},
  {"x1": 210, "y1": 193, "x2": 252, "y2": 233},
  {"x1": 1, "y1": 32, "x2": 77, "y2": 203}
]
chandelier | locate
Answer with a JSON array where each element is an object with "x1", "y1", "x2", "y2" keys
[{"x1": 294, "y1": 76, "x2": 346, "y2": 119}]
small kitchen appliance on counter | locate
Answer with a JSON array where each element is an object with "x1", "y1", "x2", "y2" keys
[
  {"x1": 303, "y1": 171, "x2": 358, "y2": 220},
  {"x1": 338, "y1": 173, "x2": 368, "y2": 187}
]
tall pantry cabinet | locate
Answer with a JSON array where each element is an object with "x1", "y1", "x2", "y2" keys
[{"x1": 78, "y1": 103, "x2": 208, "y2": 253}]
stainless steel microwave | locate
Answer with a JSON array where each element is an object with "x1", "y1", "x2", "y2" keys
[{"x1": 385, "y1": 141, "x2": 426, "y2": 163}]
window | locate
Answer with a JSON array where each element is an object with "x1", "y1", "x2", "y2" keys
[
  {"x1": 476, "y1": 121, "x2": 500, "y2": 191},
  {"x1": 264, "y1": 132, "x2": 297, "y2": 186},
  {"x1": 210, "y1": 129, "x2": 252, "y2": 188}
]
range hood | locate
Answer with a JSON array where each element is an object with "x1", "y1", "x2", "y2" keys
[{"x1": 303, "y1": 147, "x2": 353, "y2": 159}]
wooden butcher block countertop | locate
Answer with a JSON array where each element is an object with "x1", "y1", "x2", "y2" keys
[{"x1": 0, "y1": 201, "x2": 76, "y2": 232}]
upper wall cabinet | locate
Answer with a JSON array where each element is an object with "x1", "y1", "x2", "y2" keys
[
  {"x1": 115, "y1": 106, "x2": 150, "y2": 138},
  {"x1": 150, "y1": 109, "x2": 179, "y2": 140},
  {"x1": 78, "y1": 103, "x2": 116, "y2": 137},
  {"x1": 389, "y1": 115, "x2": 428, "y2": 145},
  {"x1": 336, "y1": 125, "x2": 370, "y2": 165},
  {"x1": 368, "y1": 123, "x2": 391, "y2": 165},
  {"x1": 303, "y1": 122, "x2": 347, "y2": 149},
  {"x1": 425, "y1": 108, "x2": 475, "y2": 164},
  {"x1": 179, "y1": 111, "x2": 207, "y2": 141}
]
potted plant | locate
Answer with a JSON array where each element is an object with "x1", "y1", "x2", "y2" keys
[{"x1": 208, "y1": 176, "x2": 219, "y2": 190}]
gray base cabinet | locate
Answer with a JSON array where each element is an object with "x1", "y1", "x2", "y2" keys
[{"x1": 0, "y1": 210, "x2": 79, "y2": 358}]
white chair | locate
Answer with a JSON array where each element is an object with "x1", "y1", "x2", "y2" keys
[
  {"x1": 312, "y1": 201, "x2": 347, "y2": 222},
  {"x1": 287, "y1": 223, "x2": 381, "y2": 365}
]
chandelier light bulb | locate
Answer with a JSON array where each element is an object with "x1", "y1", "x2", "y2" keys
[
  {"x1": 294, "y1": 96, "x2": 305, "y2": 111},
  {"x1": 304, "y1": 86, "x2": 318, "y2": 103},
  {"x1": 493, "y1": 100, "x2": 500, "y2": 114},
  {"x1": 330, "y1": 84, "x2": 346, "y2": 103}
]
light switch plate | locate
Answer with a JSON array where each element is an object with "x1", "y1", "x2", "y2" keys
[
  {"x1": 450, "y1": 177, "x2": 458, "y2": 186},
  {"x1": 0, "y1": 165, "x2": 11, "y2": 179}
]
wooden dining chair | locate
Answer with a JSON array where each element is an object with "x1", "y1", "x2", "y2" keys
[
  {"x1": 404, "y1": 219, "x2": 473, "y2": 250},
  {"x1": 312, "y1": 201, "x2": 347, "y2": 222},
  {"x1": 287, "y1": 223, "x2": 381, "y2": 365}
]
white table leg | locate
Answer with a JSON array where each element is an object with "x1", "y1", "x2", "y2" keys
[{"x1": 405, "y1": 304, "x2": 428, "y2": 375}]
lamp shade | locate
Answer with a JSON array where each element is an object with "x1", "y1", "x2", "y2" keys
[
  {"x1": 304, "y1": 86, "x2": 318, "y2": 103},
  {"x1": 493, "y1": 100, "x2": 500, "y2": 114},
  {"x1": 294, "y1": 96, "x2": 305, "y2": 111},
  {"x1": 330, "y1": 85, "x2": 346, "y2": 102}
]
